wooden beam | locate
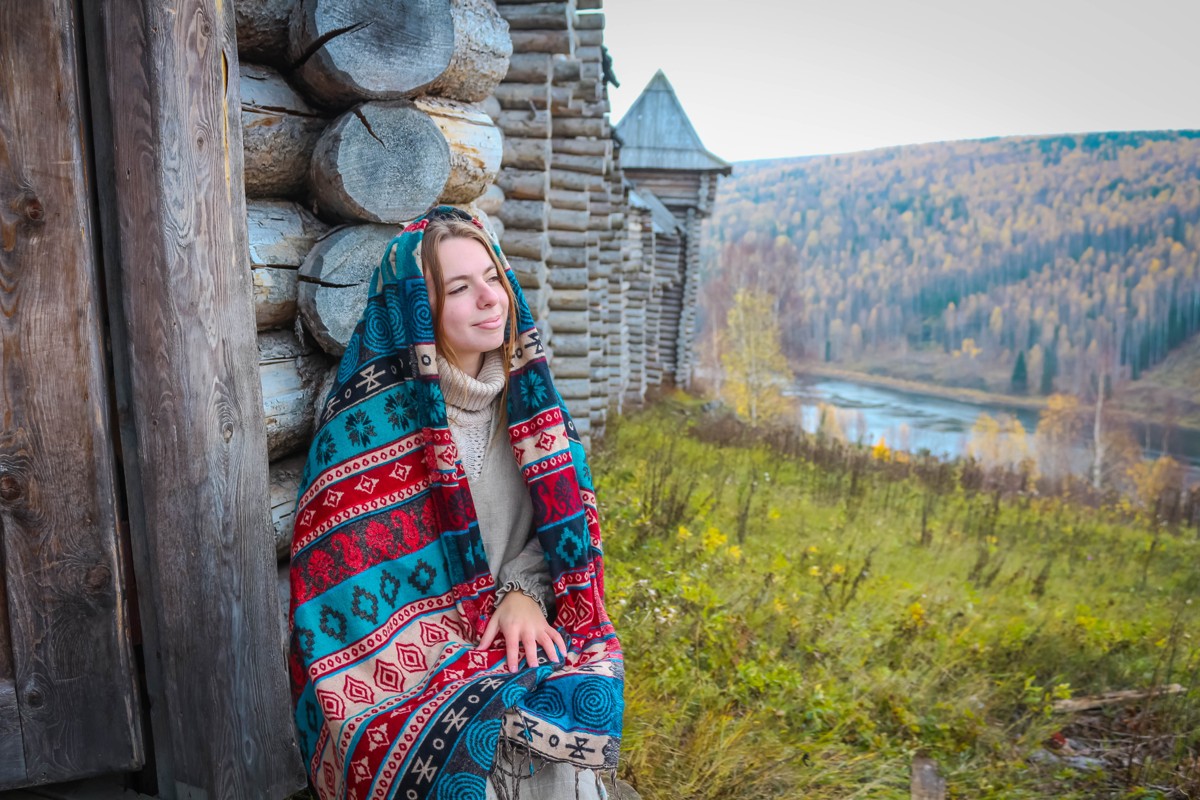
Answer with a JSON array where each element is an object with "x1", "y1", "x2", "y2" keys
[
  {"x1": 88, "y1": 1, "x2": 306, "y2": 796},
  {"x1": 0, "y1": 2, "x2": 143, "y2": 788}
]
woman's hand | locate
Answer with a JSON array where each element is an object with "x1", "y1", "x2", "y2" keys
[{"x1": 476, "y1": 591, "x2": 566, "y2": 673}]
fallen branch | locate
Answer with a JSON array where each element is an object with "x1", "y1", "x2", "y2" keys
[{"x1": 1052, "y1": 684, "x2": 1186, "y2": 714}]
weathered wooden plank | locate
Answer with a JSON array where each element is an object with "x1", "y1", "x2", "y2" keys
[
  {"x1": 497, "y1": 2, "x2": 572, "y2": 30},
  {"x1": 93, "y1": 0, "x2": 306, "y2": 795},
  {"x1": 497, "y1": 199, "x2": 551, "y2": 230},
  {"x1": 503, "y1": 52, "x2": 553, "y2": 84},
  {"x1": 497, "y1": 108, "x2": 552, "y2": 139},
  {"x1": 508, "y1": 257, "x2": 549, "y2": 290},
  {"x1": 502, "y1": 136, "x2": 552, "y2": 171},
  {"x1": 496, "y1": 168, "x2": 550, "y2": 201},
  {"x1": 575, "y1": 28, "x2": 604, "y2": 48},
  {"x1": 510, "y1": 29, "x2": 574, "y2": 55},
  {"x1": 248, "y1": 200, "x2": 329, "y2": 268},
  {"x1": 551, "y1": 57, "x2": 581, "y2": 83},
  {"x1": 0, "y1": 2, "x2": 143, "y2": 789},
  {"x1": 575, "y1": 10, "x2": 604, "y2": 28},
  {"x1": 262, "y1": 354, "x2": 329, "y2": 461},
  {"x1": 493, "y1": 81, "x2": 551, "y2": 110},
  {"x1": 497, "y1": 228, "x2": 549, "y2": 261},
  {"x1": 475, "y1": 183, "x2": 504, "y2": 216}
]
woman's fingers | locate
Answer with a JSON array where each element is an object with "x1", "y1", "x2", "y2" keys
[
  {"x1": 476, "y1": 615, "x2": 499, "y2": 651},
  {"x1": 505, "y1": 630, "x2": 522, "y2": 673},
  {"x1": 521, "y1": 633, "x2": 539, "y2": 671},
  {"x1": 537, "y1": 630, "x2": 560, "y2": 663},
  {"x1": 549, "y1": 627, "x2": 567, "y2": 658}
]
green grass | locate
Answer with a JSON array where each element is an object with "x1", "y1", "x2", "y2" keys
[{"x1": 596, "y1": 398, "x2": 1200, "y2": 799}]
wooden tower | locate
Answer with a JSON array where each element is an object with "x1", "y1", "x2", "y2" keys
[{"x1": 615, "y1": 70, "x2": 730, "y2": 389}]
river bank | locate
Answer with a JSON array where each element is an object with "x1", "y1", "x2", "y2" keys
[{"x1": 792, "y1": 362, "x2": 1200, "y2": 438}]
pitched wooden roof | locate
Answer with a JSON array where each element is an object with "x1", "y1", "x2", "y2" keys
[{"x1": 616, "y1": 70, "x2": 731, "y2": 174}]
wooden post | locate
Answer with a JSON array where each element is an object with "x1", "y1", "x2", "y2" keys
[
  {"x1": 0, "y1": 2, "x2": 143, "y2": 788},
  {"x1": 87, "y1": 1, "x2": 306, "y2": 796}
]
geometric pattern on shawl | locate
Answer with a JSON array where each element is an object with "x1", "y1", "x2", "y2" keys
[{"x1": 287, "y1": 206, "x2": 624, "y2": 800}]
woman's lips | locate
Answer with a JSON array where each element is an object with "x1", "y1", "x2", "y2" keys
[{"x1": 474, "y1": 315, "x2": 504, "y2": 330}]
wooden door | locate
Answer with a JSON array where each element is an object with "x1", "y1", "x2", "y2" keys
[{"x1": 0, "y1": 1, "x2": 144, "y2": 789}]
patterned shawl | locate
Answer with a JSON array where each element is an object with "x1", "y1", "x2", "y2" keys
[{"x1": 288, "y1": 207, "x2": 624, "y2": 800}]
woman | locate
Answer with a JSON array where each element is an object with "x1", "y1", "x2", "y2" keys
[{"x1": 288, "y1": 206, "x2": 623, "y2": 800}]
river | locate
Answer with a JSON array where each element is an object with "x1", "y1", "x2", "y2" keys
[{"x1": 788, "y1": 378, "x2": 1200, "y2": 484}]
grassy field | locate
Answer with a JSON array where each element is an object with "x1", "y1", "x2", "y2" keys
[{"x1": 596, "y1": 398, "x2": 1200, "y2": 799}]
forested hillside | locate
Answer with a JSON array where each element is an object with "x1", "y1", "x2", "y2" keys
[{"x1": 702, "y1": 131, "x2": 1200, "y2": 403}]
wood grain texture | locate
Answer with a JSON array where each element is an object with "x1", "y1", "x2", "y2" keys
[
  {"x1": 247, "y1": 200, "x2": 328, "y2": 332},
  {"x1": 310, "y1": 101, "x2": 451, "y2": 223},
  {"x1": 0, "y1": 2, "x2": 144, "y2": 789},
  {"x1": 425, "y1": 0, "x2": 513, "y2": 103},
  {"x1": 414, "y1": 97, "x2": 503, "y2": 204},
  {"x1": 240, "y1": 64, "x2": 328, "y2": 198},
  {"x1": 296, "y1": 224, "x2": 399, "y2": 354},
  {"x1": 261, "y1": 327, "x2": 329, "y2": 461},
  {"x1": 289, "y1": 0, "x2": 455, "y2": 108},
  {"x1": 94, "y1": 0, "x2": 306, "y2": 795},
  {"x1": 268, "y1": 456, "x2": 305, "y2": 559},
  {"x1": 234, "y1": 0, "x2": 296, "y2": 64}
]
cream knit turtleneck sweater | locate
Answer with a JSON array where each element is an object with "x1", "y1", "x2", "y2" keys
[{"x1": 438, "y1": 351, "x2": 553, "y2": 617}]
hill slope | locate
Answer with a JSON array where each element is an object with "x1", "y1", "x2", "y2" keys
[{"x1": 702, "y1": 131, "x2": 1200, "y2": 403}]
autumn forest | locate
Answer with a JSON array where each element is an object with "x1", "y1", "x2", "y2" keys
[{"x1": 701, "y1": 131, "x2": 1200, "y2": 418}]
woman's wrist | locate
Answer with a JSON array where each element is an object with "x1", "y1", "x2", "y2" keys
[{"x1": 496, "y1": 579, "x2": 548, "y2": 618}]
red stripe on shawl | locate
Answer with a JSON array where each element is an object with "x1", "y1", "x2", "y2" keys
[
  {"x1": 508, "y1": 406, "x2": 564, "y2": 441},
  {"x1": 290, "y1": 492, "x2": 443, "y2": 606},
  {"x1": 293, "y1": 447, "x2": 430, "y2": 556},
  {"x1": 298, "y1": 431, "x2": 427, "y2": 511}
]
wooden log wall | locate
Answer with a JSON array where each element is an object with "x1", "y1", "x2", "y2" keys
[
  {"x1": 233, "y1": 0, "x2": 513, "y2": 631},
  {"x1": 652, "y1": 233, "x2": 683, "y2": 386},
  {"x1": 491, "y1": 0, "x2": 629, "y2": 444},
  {"x1": 621, "y1": 203, "x2": 655, "y2": 407},
  {"x1": 674, "y1": 207, "x2": 702, "y2": 388}
]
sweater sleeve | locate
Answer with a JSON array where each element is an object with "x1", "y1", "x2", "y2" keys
[{"x1": 496, "y1": 532, "x2": 555, "y2": 619}]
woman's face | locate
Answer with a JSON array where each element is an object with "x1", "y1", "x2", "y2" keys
[{"x1": 427, "y1": 236, "x2": 509, "y2": 377}]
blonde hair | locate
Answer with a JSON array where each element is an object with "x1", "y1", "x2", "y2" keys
[{"x1": 419, "y1": 216, "x2": 519, "y2": 379}]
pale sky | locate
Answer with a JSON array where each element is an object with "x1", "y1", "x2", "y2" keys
[{"x1": 601, "y1": 0, "x2": 1200, "y2": 163}]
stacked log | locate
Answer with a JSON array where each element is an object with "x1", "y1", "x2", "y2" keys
[
  {"x1": 655, "y1": 231, "x2": 684, "y2": 384},
  {"x1": 546, "y1": 44, "x2": 599, "y2": 439},
  {"x1": 492, "y1": 46, "x2": 555, "y2": 335},
  {"x1": 234, "y1": 0, "x2": 512, "y2": 578},
  {"x1": 621, "y1": 196, "x2": 655, "y2": 407},
  {"x1": 602, "y1": 172, "x2": 628, "y2": 415},
  {"x1": 673, "y1": 206, "x2": 702, "y2": 389}
]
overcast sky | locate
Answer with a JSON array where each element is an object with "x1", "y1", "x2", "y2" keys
[{"x1": 601, "y1": 0, "x2": 1200, "y2": 163}]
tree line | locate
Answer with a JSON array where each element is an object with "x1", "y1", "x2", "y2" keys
[{"x1": 702, "y1": 131, "x2": 1200, "y2": 400}]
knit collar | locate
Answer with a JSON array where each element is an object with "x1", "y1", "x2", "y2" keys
[{"x1": 437, "y1": 349, "x2": 505, "y2": 412}]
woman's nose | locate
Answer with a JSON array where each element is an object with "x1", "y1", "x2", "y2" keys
[{"x1": 478, "y1": 282, "x2": 499, "y2": 307}]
